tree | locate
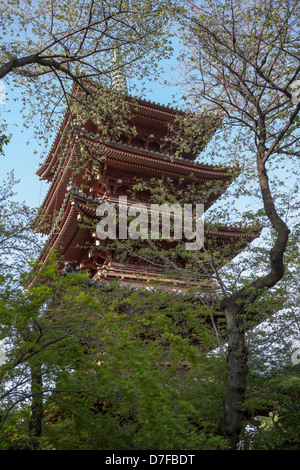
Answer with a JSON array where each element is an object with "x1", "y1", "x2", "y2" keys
[
  {"x1": 0, "y1": 133, "x2": 10, "y2": 157},
  {"x1": 0, "y1": 171, "x2": 40, "y2": 279},
  {"x1": 0, "y1": 1, "x2": 227, "y2": 450},
  {"x1": 168, "y1": 0, "x2": 300, "y2": 448},
  {"x1": 0, "y1": 0, "x2": 173, "y2": 146},
  {"x1": 0, "y1": 253, "x2": 229, "y2": 450},
  {"x1": 1, "y1": 0, "x2": 299, "y2": 450}
]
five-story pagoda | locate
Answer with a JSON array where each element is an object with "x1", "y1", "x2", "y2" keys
[{"x1": 33, "y1": 77, "x2": 260, "y2": 291}]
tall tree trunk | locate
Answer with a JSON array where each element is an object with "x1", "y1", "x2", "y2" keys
[
  {"x1": 29, "y1": 362, "x2": 43, "y2": 450},
  {"x1": 218, "y1": 302, "x2": 248, "y2": 449},
  {"x1": 218, "y1": 153, "x2": 290, "y2": 449}
]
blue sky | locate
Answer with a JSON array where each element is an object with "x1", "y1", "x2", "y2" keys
[{"x1": 0, "y1": 91, "x2": 48, "y2": 208}]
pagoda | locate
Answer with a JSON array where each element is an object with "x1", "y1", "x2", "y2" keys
[{"x1": 32, "y1": 79, "x2": 260, "y2": 291}]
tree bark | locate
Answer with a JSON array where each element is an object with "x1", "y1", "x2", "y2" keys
[
  {"x1": 218, "y1": 152, "x2": 290, "y2": 449},
  {"x1": 218, "y1": 301, "x2": 248, "y2": 449},
  {"x1": 29, "y1": 362, "x2": 43, "y2": 450}
]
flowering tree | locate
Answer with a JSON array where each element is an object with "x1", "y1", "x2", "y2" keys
[
  {"x1": 0, "y1": 0, "x2": 172, "y2": 144},
  {"x1": 171, "y1": 0, "x2": 300, "y2": 448}
]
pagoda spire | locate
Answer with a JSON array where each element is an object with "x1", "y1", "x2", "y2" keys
[{"x1": 111, "y1": 45, "x2": 128, "y2": 94}]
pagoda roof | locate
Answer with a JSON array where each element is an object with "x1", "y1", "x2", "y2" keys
[
  {"x1": 39, "y1": 122, "x2": 237, "y2": 183},
  {"x1": 35, "y1": 80, "x2": 222, "y2": 181},
  {"x1": 36, "y1": 181, "x2": 261, "y2": 242},
  {"x1": 36, "y1": 120, "x2": 229, "y2": 182},
  {"x1": 73, "y1": 125, "x2": 238, "y2": 180},
  {"x1": 30, "y1": 184, "x2": 261, "y2": 291},
  {"x1": 39, "y1": 185, "x2": 260, "y2": 253},
  {"x1": 36, "y1": 111, "x2": 73, "y2": 180},
  {"x1": 33, "y1": 123, "x2": 238, "y2": 233}
]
